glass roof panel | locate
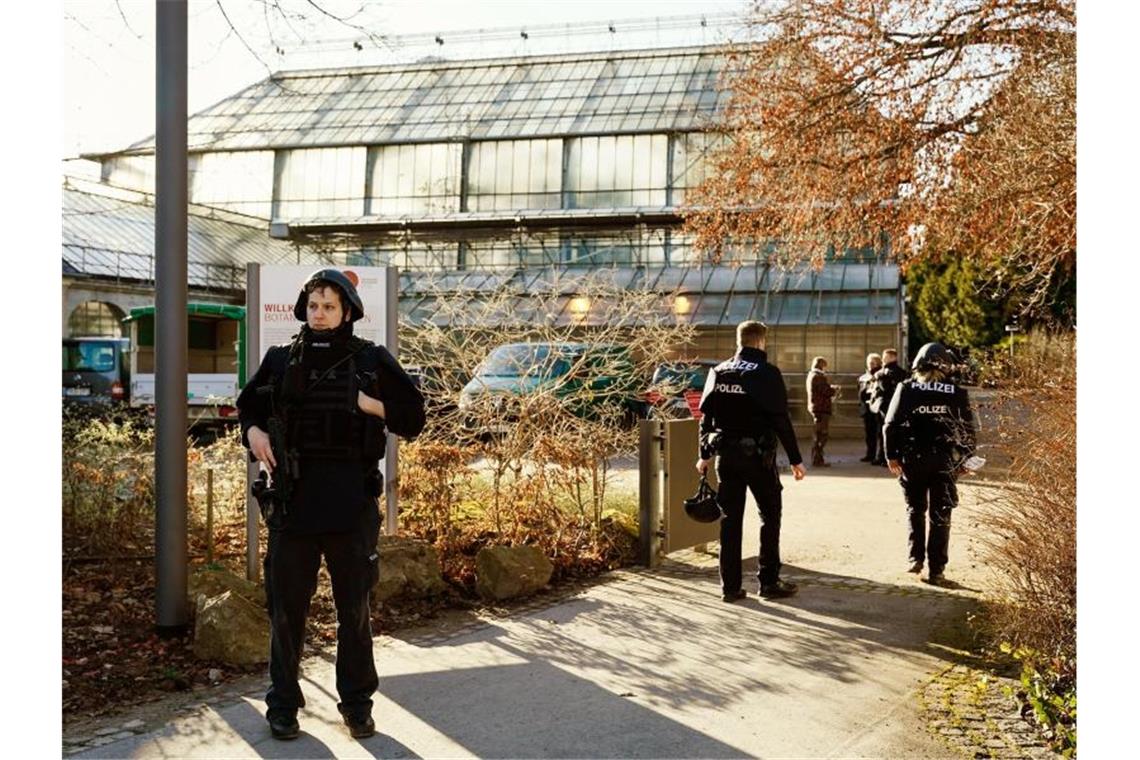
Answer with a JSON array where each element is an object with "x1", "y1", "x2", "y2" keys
[
  {"x1": 639, "y1": 267, "x2": 676, "y2": 291},
  {"x1": 703, "y1": 266, "x2": 739, "y2": 292},
  {"x1": 781, "y1": 268, "x2": 815, "y2": 292},
  {"x1": 777, "y1": 294, "x2": 813, "y2": 325},
  {"x1": 62, "y1": 184, "x2": 296, "y2": 279},
  {"x1": 755, "y1": 291, "x2": 781, "y2": 323},
  {"x1": 549, "y1": 295, "x2": 576, "y2": 326},
  {"x1": 810, "y1": 293, "x2": 841, "y2": 324},
  {"x1": 813, "y1": 265, "x2": 847, "y2": 290},
  {"x1": 837, "y1": 293, "x2": 871, "y2": 325},
  {"x1": 408, "y1": 296, "x2": 440, "y2": 327},
  {"x1": 693, "y1": 293, "x2": 728, "y2": 325},
  {"x1": 732, "y1": 263, "x2": 764, "y2": 294},
  {"x1": 839, "y1": 264, "x2": 871, "y2": 291},
  {"x1": 552, "y1": 269, "x2": 596, "y2": 295},
  {"x1": 868, "y1": 291, "x2": 900, "y2": 324},
  {"x1": 679, "y1": 267, "x2": 711, "y2": 291},
  {"x1": 871, "y1": 265, "x2": 900, "y2": 290},
  {"x1": 154, "y1": 47, "x2": 730, "y2": 153},
  {"x1": 722, "y1": 293, "x2": 758, "y2": 325}
]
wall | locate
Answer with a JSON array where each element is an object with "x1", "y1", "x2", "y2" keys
[{"x1": 62, "y1": 278, "x2": 240, "y2": 339}]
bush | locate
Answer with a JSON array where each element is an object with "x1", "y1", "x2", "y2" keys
[
  {"x1": 62, "y1": 411, "x2": 156, "y2": 555},
  {"x1": 974, "y1": 330, "x2": 1075, "y2": 752},
  {"x1": 62, "y1": 414, "x2": 249, "y2": 558},
  {"x1": 1002, "y1": 643, "x2": 1076, "y2": 757},
  {"x1": 397, "y1": 433, "x2": 639, "y2": 593},
  {"x1": 392, "y1": 274, "x2": 692, "y2": 589}
]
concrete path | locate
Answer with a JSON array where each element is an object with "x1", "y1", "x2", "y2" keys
[{"x1": 72, "y1": 439, "x2": 996, "y2": 758}]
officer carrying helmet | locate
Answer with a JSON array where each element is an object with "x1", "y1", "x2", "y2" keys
[
  {"x1": 882, "y1": 342, "x2": 976, "y2": 586},
  {"x1": 695, "y1": 320, "x2": 806, "y2": 602},
  {"x1": 236, "y1": 268, "x2": 425, "y2": 741}
]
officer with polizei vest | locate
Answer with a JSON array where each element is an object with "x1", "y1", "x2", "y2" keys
[
  {"x1": 237, "y1": 269, "x2": 425, "y2": 741},
  {"x1": 882, "y1": 342, "x2": 977, "y2": 586},
  {"x1": 696, "y1": 320, "x2": 806, "y2": 603}
]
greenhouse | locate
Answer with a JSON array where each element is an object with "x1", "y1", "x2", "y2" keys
[{"x1": 74, "y1": 43, "x2": 905, "y2": 430}]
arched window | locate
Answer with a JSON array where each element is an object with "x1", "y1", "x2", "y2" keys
[{"x1": 68, "y1": 301, "x2": 126, "y2": 337}]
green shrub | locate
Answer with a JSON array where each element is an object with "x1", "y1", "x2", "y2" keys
[{"x1": 1002, "y1": 643, "x2": 1076, "y2": 757}]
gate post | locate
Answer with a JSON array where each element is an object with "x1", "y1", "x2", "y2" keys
[{"x1": 638, "y1": 419, "x2": 664, "y2": 567}]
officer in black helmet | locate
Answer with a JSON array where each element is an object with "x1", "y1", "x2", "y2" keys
[
  {"x1": 882, "y1": 342, "x2": 976, "y2": 586},
  {"x1": 236, "y1": 269, "x2": 425, "y2": 741},
  {"x1": 695, "y1": 320, "x2": 806, "y2": 603}
]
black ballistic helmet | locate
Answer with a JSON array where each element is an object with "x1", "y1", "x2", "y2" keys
[
  {"x1": 683, "y1": 476, "x2": 723, "y2": 523},
  {"x1": 913, "y1": 342, "x2": 955, "y2": 372},
  {"x1": 293, "y1": 268, "x2": 365, "y2": 323}
]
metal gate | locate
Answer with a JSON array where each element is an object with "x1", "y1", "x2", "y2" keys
[{"x1": 638, "y1": 418, "x2": 720, "y2": 567}]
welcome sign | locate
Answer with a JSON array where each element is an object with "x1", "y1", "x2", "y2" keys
[{"x1": 254, "y1": 265, "x2": 393, "y2": 361}]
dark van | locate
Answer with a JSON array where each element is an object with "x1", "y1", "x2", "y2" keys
[{"x1": 62, "y1": 337, "x2": 130, "y2": 408}]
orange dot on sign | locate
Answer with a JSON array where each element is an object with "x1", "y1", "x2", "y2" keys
[{"x1": 342, "y1": 270, "x2": 359, "y2": 287}]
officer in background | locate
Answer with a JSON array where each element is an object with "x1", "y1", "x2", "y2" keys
[
  {"x1": 869, "y1": 348, "x2": 907, "y2": 466},
  {"x1": 858, "y1": 353, "x2": 883, "y2": 463},
  {"x1": 237, "y1": 269, "x2": 425, "y2": 741},
  {"x1": 883, "y1": 342, "x2": 976, "y2": 585},
  {"x1": 695, "y1": 320, "x2": 806, "y2": 602}
]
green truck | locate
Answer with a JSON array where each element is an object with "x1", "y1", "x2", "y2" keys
[{"x1": 122, "y1": 303, "x2": 247, "y2": 430}]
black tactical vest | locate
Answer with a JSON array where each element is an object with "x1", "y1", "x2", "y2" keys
[{"x1": 276, "y1": 330, "x2": 386, "y2": 464}]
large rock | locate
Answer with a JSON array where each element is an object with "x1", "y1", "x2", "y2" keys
[
  {"x1": 371, "y1": 536, "x2": 448, "y2": 604},
  {"x1": 192, "y1": 590, "x2": 270, "y2": 665},
  {"x1": 475, "y1": 545, "x2": 554, "y2": 601},
  {"x1": 187, "y1": 565, "x2": 266, "y2": 610}
]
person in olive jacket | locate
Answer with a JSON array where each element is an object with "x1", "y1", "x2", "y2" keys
[
  {"x1": 806, "y1": 356, "x2": 839, "y2": 467},
  {"x1": 237, "y1": 269, "x2": 425, "y2": 741}
]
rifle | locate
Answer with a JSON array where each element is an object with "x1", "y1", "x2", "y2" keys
[
  {"x1": 250, "y1": 469, "x2": 284, "y2": 528},
  {"x1": 255, "y1": 384, "x2": 300, "y2": 509}
]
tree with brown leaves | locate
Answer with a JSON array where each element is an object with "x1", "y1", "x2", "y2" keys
[{"x1": 685, "y1": 0, "x2": 1075, "y2": 316}]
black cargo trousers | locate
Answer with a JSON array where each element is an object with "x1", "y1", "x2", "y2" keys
[
  {"x1": 899, "y1": 454, "x2": 958, "y2": 574},
  {"x1": 263, "y1": 502, "x2": 381, "y2": 720},
  {"x1": 862, "y1": 411, "x2": 882, "y2": 461},
  {"x1": 714, "y1": 437, "x2": 784, "y2": 593}
]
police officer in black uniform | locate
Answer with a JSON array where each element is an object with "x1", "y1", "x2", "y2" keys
[
  {"x1": 883, "y1": 342, "x2": 976, "y2": 585},
  {"x1": 870, "y1": 348, "x2": 908, "y2": 466},
  {"x1": 237, "y1": 269, "x2": 425, "y2": 741},
  {"x1": 858, "y1": 352, "x2": 883, "y2": 463},
  {"x1": 695, "y1": 320, "x2": 806, "y2": 602}
]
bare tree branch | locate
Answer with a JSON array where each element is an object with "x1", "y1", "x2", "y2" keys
[
  {"x1": 114, "y1": 0, "x2": 143, "y2": 40},
  {"x1": 214, "y1": 0, "x2": 276, "y2": 75}
]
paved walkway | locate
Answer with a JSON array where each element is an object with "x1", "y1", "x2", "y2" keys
[{"x1": 69, "y1": 440, "x2": 1018, "y2": 759}]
